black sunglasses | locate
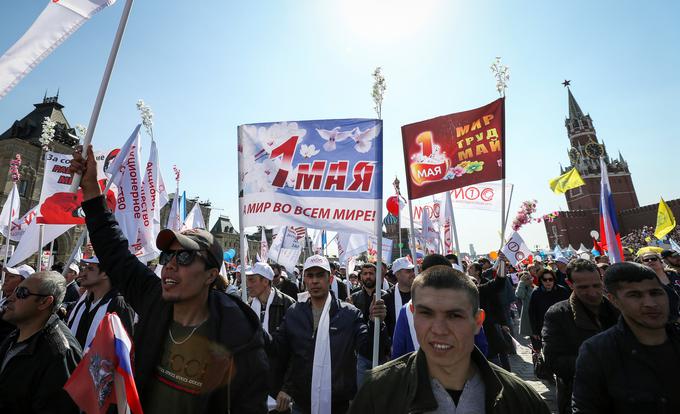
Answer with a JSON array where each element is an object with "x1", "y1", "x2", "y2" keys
[
  {"x1": 642, "y1": 257, "x2": 659, "y2": 263},
  {"x1": 542, "y1": 278, "x2": 555, "y2": 282},
  {"x1": 159, "y1": 249, "x2": 205, "y2": 266},
  {"x1": 14, "y1": 286, "x2": 51, "y2": 300}
]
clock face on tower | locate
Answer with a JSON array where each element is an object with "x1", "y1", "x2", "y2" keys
[
  {"x1": 585, "y1": 142, "x2": 604, "y2": 159},
  {"x1": 569, "y1": 148, "x2": 580, "y2": 164}
]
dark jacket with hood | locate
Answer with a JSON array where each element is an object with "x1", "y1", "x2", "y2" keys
[
  {"x1": 82, "y1": 196, "x2": 269, "y2": 413},
  {"x1": 573, "y1": 318, "x2": 680, "y2": 414},
  {"x1": 0, "y1": 314, "x2": 82, "y2": 414},
  {"x1": 348, "y1": 348, "x2": 550, "y2": 414},
  {"x1": 266, "y1": 291, "x2": 389, "y2": 413}
]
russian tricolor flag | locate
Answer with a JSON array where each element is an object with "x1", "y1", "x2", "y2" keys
[
  {"x1": 598, "y1": 158, "x2": 624, "y2": 263},
  {"x1": 65, "y1": 313, "x2": 143, "y2": 414}
]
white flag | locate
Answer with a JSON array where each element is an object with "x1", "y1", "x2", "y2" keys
[
  {"x1": 501, "y1": 231, "x2": 532, "y2": 267},
  {"x1": 421, "y1": 206, "x2": 438, "y2": 244},
  {"x1": 166, "y1": 192, "x2": 182, "y2": 231},
  {"x1": 260, "y1": 227, "x2": 269, "y2": 260},
  {"x1": 268, "y1": 227, "x2": 301, "y2": 273},
  {"x1": 0, "y1": 0, "x2": 117, "y2": 99},
  {"x1": 0, "y1": 183, "x2": 21, "y2": 237},
  {"x1": 181, "y1": 204, "x2": 206, "y2": 231},
  {"x1": 442, "y1": 192, "x2": 454, "y2": 255},
  {"x1": 112, "y1": 128, "x2": 143, "y2": 245},
  {"x1": 670, "y1": 238, "x2": 680, "y2": 254},
  {"x1": 8, "y1": 222, "x2": 73, "y2": 267},
  {"x1": 336, "y1": 232, "x2": 367, "y2": 265}
]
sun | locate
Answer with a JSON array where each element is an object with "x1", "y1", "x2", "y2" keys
[{"x1": 337, "y1": 0, "x2": 440, "y2": 42}]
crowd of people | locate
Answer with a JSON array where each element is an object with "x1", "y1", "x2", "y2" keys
[{"x1": 0, "y1": 146, "x2": 679, "y2": 413}]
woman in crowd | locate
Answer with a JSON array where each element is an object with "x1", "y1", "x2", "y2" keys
[
  {"x1": 528, "y1": 268, "x2": 570, "y2": 351},
  {"x1": 515, "y1": 271, "x2": 534, "y2": 339},
  {"x1": 638, "y1": 250, "x2": 680, "y2": 321}
]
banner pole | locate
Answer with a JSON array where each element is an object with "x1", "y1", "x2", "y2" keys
[
  {"x1": 407, "y1": 199, "x2": 419, "y2": 276},
  {"x1": 37, "y1": 224, "x2": 44, "y2": 271},
  {"x1": 398, "y1": 206, "x2": 403, "y2": 257},
  {"x1": 449, "y1": 192, "x2": 462, "y2": 267},
  {"x1": 69, "y1": 0, "x2": 135, "y2": 192},
  {"x1": 0, "y1": 185, "x2": 17, "y2": 300},
  {"x1": 237, "y1": 128, "x2": 248, "y2": 303},
  {"x1": 276, "y1": 226, "x2": 288, "y2": 265},
  {"x1": 503, "y1": 184, "x2": 514, "y2": 239},
  {"x1": 372, "y1": 196, "x2": 384, "y2": 368}
]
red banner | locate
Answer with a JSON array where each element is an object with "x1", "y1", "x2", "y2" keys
[{"x1": 401, "y1": 98, "x2": 505, "y2": 200}]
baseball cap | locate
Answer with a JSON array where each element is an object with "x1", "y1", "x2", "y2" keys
[
  {"x1": 81, "y1": 257, "x2": 100, "y2": 264},
  {"x1": 251, "y1": 262, "x2": 274, "y2": 281},
  {"x1": 156, "y1": 228, "x2": 223, "y2": 269},
  {"x1": 556, "y1": 256, "x2": 570, "y2": 265},
  {"x1": 661, "y1": 249, "x2": 679, "y2": 259},
  {"x1": 235, "y1": 265, "x2": 253, "y2": 275},
  {"x1": 303, "y1": 255, "x2": 330, "y2": 273},
  {"x1": 68, "y1": 262, "x2": 79, "y2": 273},
  {"x1": 4, "y1": 264, "x2": 35, "y2": 279},
  {"x1": 392, "y1": 257, "x2": 415, "y2": 273}
]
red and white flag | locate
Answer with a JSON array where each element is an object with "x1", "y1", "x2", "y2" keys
[
  {"x1": 0, "y1": 0, "x2": 117, "y2": 99},
  {"x1": 441, "y1": 192, "x2": 454, "y2": 254},
  {"x1": 64, "y1": 312, "x2": 142, "y2": 414},
  {"x1": 0, "y1": 183, "x2": 20, "y2": 237}
]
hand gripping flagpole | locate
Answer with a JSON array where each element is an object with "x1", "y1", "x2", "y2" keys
[{"x1": 69, "y1": 0, "x2": 135, "y2": 192}]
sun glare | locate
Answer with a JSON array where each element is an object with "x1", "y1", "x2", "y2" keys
[{"x1": 337, "y1": 0, "x2": 440, "y2": 42}]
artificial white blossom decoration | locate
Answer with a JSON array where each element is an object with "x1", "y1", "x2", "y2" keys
[
  {"x1": 40, "y1": 117, "x2": 56, "y2": 151},
  {"x1": 372, "y1": 66, "x2": 386, "y2": 119},
  {"x1": 136, "y1": 99, "x2": 154, "y2": 138},
  {"x1": 74, "y1": 124, "x2": 87, "y2": 142},
  {"x1": 490, "y1": 57, "x2": 510, "y2": 97}
]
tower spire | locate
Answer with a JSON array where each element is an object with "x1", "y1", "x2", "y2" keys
[{"x1": 567, "y1": 87, "x2": 584, "y2": 119}]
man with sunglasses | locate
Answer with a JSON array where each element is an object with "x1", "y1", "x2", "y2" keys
[
  {"x1": 661, "y1": 249, "x2": 680, "y2": 273},
  {"x1": 0, "y1": 271, "x2": 82, "y2": 413},
  {"x1": 66, "y1": 256, "x2": 135, "y2": 350},
  {"x1": 69, "y1": 146, "x2": 269, "y2": 413},
  {"x1": 639, "y1": 251, "x2": 680, "y2": 321},
  {"x1": 0, "y1": 264, "x2": 35, "y2": 344}
]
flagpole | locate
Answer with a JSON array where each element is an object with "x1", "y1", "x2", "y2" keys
[
  {"x1": 372, "y1": 188, "x2": 384, "y2": 368},
  {"x1": 237, "y1": 132, "x2": 248, "y2": 302},
  {"x1": 37, "y1": 224, "x2": 44, "y2": 271},
  {"x1": 69, "y1": 0, "x2": 135, "y2": 192},
  {"x1": 0, "y1": 184, "x2": 17, "y2": 300},
  {"x1": 407, "y1": 199, "x2": 419, "y2": 276},
  {"x1": 276, "y1": 226, "x2": 289, "y2": 265},
  {"x1": 448, "y1": 192, "x2": 462, "y2": 267},
  {"x1": 502, "y1": 184, "x2": 514, "y2": 238}
]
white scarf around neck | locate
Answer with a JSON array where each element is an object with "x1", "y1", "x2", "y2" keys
[
  {"x1": 250, "y1": 288, "x2": 275, "y2": 334},
  {"x1": 311, "y1": 293, "x2": 332, "y2": 414},
  {"x1": 393, "y1": 283, "x2": 403, "y2": 321},
  {"x1": 68, "y1": 292, "x2": 111, "y2": 352}
]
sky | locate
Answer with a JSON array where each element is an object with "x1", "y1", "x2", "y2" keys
[{"x1": 1, "y1": 0, "x2": 678, "y2": 255}]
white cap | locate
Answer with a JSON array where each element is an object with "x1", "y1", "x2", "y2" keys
[
  {"x1": 452, "y1": 263, "x2": 464, "y2": 272},
  {"x1": 556, "y1": 256, "x2": 570, "y2": 265},
  {"x1": 68, "y1": 262, "x2": 79, "y2": 273},
  {"x1": 4, "y1": 264, "x2": 35, "y2": 279},
  {"x1": 251, "y1": 262, "x2": 274, "y2": 281},
  {"x1": 81, "y1": 257, "x2": 100, "y2": 264},
  {"x1": 392, "y1": 257, "x2": 415, "y2": 273},
  {"x1": 303, "y1": 255, "x2": 330, "y2": 273}
]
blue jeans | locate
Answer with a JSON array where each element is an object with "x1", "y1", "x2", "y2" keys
[{"x1": 356, "y1": 353, "x2": 372, "y2": 387}]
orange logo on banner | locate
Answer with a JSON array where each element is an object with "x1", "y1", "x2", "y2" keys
[{"x1": 409, "y1": 131, "x2": 449, "y2": 186}]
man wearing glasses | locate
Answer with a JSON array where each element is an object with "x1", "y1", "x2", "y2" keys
[
  {"x1": 639, "y1": 251, "x2": 680, "y2": 321},
  {"x1": 661, "y1": 249, "x2": 680, "y2": 273},
  {"x1": 69, "y1": 146, "x2": 269, "y2": 413},
  {"x1": 0, "y1": 264, "x2": 34, "y2": 344},
  {"x1": 0, "y1": 271, "x2": 82, "y2": 413}
]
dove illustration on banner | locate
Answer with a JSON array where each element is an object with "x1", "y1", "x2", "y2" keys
[
  {"x1": 317, "y1": 127, "x2": 354, "y2": 152},
  {"x1": 350, "y1": 124, "x2": 381, "y2": 153}
]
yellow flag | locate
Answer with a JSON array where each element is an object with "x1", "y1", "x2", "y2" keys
[
  {"x1": 654, "y1": 198, "x2": 676, "y2": 239},
  {"x1": 549, "y1": 168, "x2": 585, "y2": 194}
]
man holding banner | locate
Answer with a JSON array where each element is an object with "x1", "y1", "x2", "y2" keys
[{"x1": 70, "y1": 146, "x2": 269, "y2": 413}]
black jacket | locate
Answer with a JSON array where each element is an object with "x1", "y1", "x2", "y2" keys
[
  {"x1": 542, "y1": 294, "x2": 619, "y2": 381},
  {"x1": 349, "y1": 348, "x2": 550, "y2": 414},
  {"x1": 478, "y1": 275, "x2": 512, "y2": 355},
  {"x1": 67, "y1": 288, "x2": 136, "y2": 349},
  {"x1": 542, "y1": 294, "x2": 619, "y2": 414},
  {"x1": 251, "y1": 287, "x2": 295, "y2": 398},
  {"x1": 267, "y1": 292, "x2": 389, "y2": 413},
  {"x1": 528, "y1": 285, "x2": 570, "y2": 336},
  {"x1": 63, "y1": 281, "x2": 80, "y2": 303},
  {"x1": 278, "y1": 278, "x2": 299, "y2": 300},
  {"x1": 383, "y1": 286, "x2": 410, "y2": 340},
  {"x1": 0, "y1": 314, "x2": 82, "y2": 413},
  {"x1": 573, "y1": 318, "x2": 680, "y2": 414},
  {"x1": 83, "y1": 196, "x2": 269, "y2": 413},
  {"x1": 351, "y1": 287, "x2": 388, "y2": 324}
]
